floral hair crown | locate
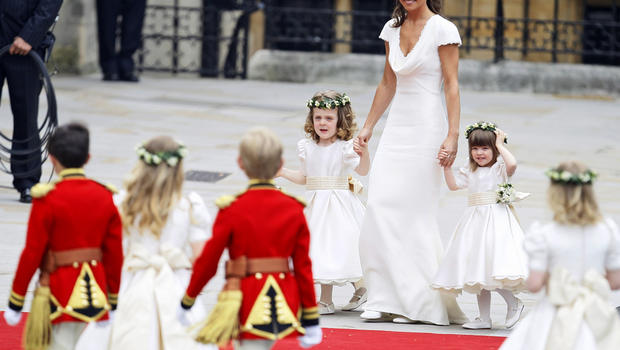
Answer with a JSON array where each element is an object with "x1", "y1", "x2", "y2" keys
[
  {"x1": 136, "y1": 143, "x2": 188, "y2": 167},
  {"x1": 545, "y1": 168, "x2": 597, "y2": 185},
  {"x1": 306, "y1": 93, "x2": 351, "y2": 110},
  {"x1": 465, "y1": 121, "x2": 507, "y2": 144}
]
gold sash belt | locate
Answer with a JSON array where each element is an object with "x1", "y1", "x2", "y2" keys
[
  {"x1": 468, "y1": 192, "x2": 497, "y2": 206},
  {"x1": 306, "y1": 176, "x2": 349, "y2": 191}
]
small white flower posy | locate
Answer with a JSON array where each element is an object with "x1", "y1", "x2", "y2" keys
[{"x1": 496, "y1": 183, "x2": 515, "y2": 204}]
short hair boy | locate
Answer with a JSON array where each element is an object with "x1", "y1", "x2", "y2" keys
[{"x1": 4, "y1": 122, "x2": 123, "y2": 350}]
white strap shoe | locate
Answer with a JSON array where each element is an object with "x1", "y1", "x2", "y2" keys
[
  {"x1": 318, "y1": 301, "x2": 335, "y2": 315},
  {"x1": 462, "y1": 317, "x2": 492, "y2": 329},
  {"x1": 342, "y1": 287, "x2": 368, "y2": 311},
  {"x1": 505, "y1": 298, "x2": 524, "y2": 329}
]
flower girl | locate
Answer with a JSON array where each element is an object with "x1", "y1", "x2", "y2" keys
[
  {"x1": 109, "y1": 136, "x2": 214, "y2": 349},
  {"x1": 433, "y1": 122, "x2": 528, "y2": 329},
  {"x1": 501, "y1": 161, "x2": 620, "y2": 350},
  {"x1": 278, "y1": 90, "x2": 369, "y2": 314}
]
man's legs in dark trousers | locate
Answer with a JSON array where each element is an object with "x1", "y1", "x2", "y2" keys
[
  {"x1": 1, "y1": 54, "x2": 42, "y2": 192},
  {"x1": 118, "y1": 0, "x2": 147, "y2": 77},
  {"x1": 96, "y1": 0, "x2": 123, "y2": 76}
]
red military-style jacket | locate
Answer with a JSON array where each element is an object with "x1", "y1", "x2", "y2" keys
[
  {"x1": 182, "y1": 180, "x2": 319, "y2": 340},
  {"x1": 8, "y1": 168, "x2": 123, "y2": 324}
]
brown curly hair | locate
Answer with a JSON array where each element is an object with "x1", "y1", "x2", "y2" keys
[
  {"x1": 304, "y1": 90, "x2": 357, "y2": 143},
  {"x1": 392, "y1": 0, "x2": 442, "y2": 27}
]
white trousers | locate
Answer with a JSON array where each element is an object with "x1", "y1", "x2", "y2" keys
[
  {"x1": 49, "y1": 322, "x2": 87, "y2": 350},
  {"x1": 236, "y1": 339, "x2": 275, "y2": 350}
]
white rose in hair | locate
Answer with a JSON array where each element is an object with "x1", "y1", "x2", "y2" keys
[{"x1": 167, "y1": 157, "x2": 179, "y2": 167}]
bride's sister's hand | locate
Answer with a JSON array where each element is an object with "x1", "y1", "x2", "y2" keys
[
  {"x1": 438, "y1": 135, "x2": 458, "y2": 167},
  {"x1": 357, "y1": 127, "x2": 373, "y2": 147}
]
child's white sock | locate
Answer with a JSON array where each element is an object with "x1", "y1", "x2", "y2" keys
[
  {"x1": 496, "y1": 288, "x2": 518, "y2": 309},
  {"x1": 477, "y1": 290, "x2": 491, "y2": 322},
  {"x1": 320, "y1": 284, "x2": 334, "y2": 304}
]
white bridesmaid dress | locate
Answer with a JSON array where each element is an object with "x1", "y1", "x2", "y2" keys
[{"x1": 359, "y1": 15, "x2": 466, "y2": 325}]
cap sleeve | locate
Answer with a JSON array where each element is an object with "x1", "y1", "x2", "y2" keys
[
  {"x1": 342, "y1": 139, "x2": 360, "y2": 171},
  {"x1": 492, "y1": 156, "x2": 508, "y2": 180},
  {"x1": 436, "y1": 17, "x2": 462, "y2": 47},
  {"x1": 379, "y1": 19, "x2": 396, "y2": 42},
  {"x1": 524, "y1": 221, "x2": 549, "y2": 272},
  {"x1": 604, "y1": 218, "x2": 620, "y2": 271},
  {"x1": 453, "y1": 161, "x2": 470, "y2": 189},
  {"x1": 297, "y1": 139, "x2": 309, "y2": 176},
  {"x1": 187, "y1": 192, "x2": 212, "y2": 243}
]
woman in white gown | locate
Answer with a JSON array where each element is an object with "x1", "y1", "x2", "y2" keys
[
  {"x1": 500, "y1": 161, "x2": 620, "y2": 349},
  {"x1": 108, "y1": 136, "x2": 215, "y2": 350},
  {"x1": 356, "y1": 0, "x2": 466, "y2": 324}
]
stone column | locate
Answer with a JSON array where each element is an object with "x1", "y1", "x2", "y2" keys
[
  {"x1": 333, "y1": 0, "x2": 353, "y2": 54},
  {"x1": 52, "y1": 0, "x2": 99, "y2": 74}
]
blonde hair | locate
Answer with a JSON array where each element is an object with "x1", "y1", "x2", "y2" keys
[
  {"x1": 547, "y1": 161, "x2": 602, "y2": 226},
  {"x1": 468, "y1": 127, "x2": 500, "y2": 172},
  {"x1": 121, "y1": 136, "x2": 185, "y2": 237},
  {"x1": 239, "y1": 127, "x2": 283, "y2": 179},
  {"x1": 304, "y1": 90, "x2": 357, "y2": 143}
]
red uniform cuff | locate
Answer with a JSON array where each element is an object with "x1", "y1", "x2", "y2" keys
[{"x1": 8, "y1": 291, "x2": 25, "y2": 312}]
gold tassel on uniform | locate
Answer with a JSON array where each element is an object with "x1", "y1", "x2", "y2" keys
[
  {"x1": 23, "y1": 286, "x2": 52, "y2": 350},
  {"x1": 193, "y1": 290, "x2": 243, "y2": 346}
]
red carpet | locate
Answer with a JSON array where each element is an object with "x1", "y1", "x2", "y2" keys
[{"x1": 0, "y1": 312, "x2": 505, "y2": 349}]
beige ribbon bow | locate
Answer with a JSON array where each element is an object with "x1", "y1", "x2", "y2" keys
[
  {"x1": 348, "y1": 176, "x2": 363, "y2": 194},
  {"x1": 545, "y1": 267, "x2": 620, "y2": 350},
  {"x1": 110, "y1": 243, "x2": 198, "y2": 349}
]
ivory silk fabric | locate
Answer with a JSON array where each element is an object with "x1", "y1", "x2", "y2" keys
[
  {"x1": 359, "y1": 15, "x2": 466, "y2": 325},
  {"x1": 108, "y1": 192, "x2": 216, "y2": 350},
  {"x1": 500, "y1": 219, "x2": 620, "y2": 350},
  {"x1": 432, "y1": 157, "x2": 528, "y2": 294},
  {"x1": 298, "y1": 138, "x2": 364, "y2": 285}
]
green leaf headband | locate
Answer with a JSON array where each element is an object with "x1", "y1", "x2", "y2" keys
[
  {"x1": 465, "y1": 121, "x2": 508, "y2": 144},
  {"x1": 136, "y1": 143, "x2": 188, "y2": 167},
  {"x1": 306, "y1": 93, "x2": 351, "y2": 110},
  {"x1": 545, "y1": 168, "x2": 597, "y2": 185}
]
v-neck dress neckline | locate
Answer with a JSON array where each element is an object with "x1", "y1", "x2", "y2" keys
[{"x1": 397, "y1": 14, "x2": 437, "y2": 58}]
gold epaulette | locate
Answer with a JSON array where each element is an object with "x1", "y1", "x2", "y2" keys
[
  {"x1": 31, "y1": 182, "x2": 56, "y2": 198},
  {"x1": 95, "y1": 181, "x2": 118, "y2": 194},
  {"x1": 280, "y1": 188, "x2": 306, "y2": 207},
  {"x1": 215, "y1": 191, "x2": 244, "y2": 209}
]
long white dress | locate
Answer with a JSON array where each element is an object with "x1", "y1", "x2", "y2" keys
[
  {"x1": 359, "y1": 15, "x2": 466, "y2": 324},
  {"x1": 432, "y1": 157, "x2": 528, "y2": 294},
  {"x1": 500, "y1": 219, "x2": 620, "y2": 350},
  {"x1": 108, "y1": 192, "x2": 215, "y2": 350},
  {"x1": 298, "y1": 138, "x2": 364, "y2": 285}
]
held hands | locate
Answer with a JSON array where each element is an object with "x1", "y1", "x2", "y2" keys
[
  {"x1": 356, "y1": 127, "x2": 373, "y2": 148},
  {"x1": 3, "y1": 309, "x2": 22, "y2": 326},
  {"x1": 437, "y1": 135, "x2": 458, "y2": 167},
  {"x1": 298, "y1": 325, "x2": 323, "y2": 348},
  {"x1": 9, "y1": 37, "x2": 32, "y2": 56},
  {"x1": 353, "y1": 138, "x2": 368, "y2": 157},
  {"x1": 494, "y1": 129, "x2": 507, "y2": 147}
]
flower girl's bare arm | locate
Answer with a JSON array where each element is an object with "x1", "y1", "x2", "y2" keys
[
  {"x1": 278, "y1": 168, "x2": 307, "y2": 185},
  {"x1": 526, "y1": 270, "x2": 548, "y2": 292},
  {"x1": 495, "y1": 129, "x2": 517, "y2": 176},
  {"x1": 353, "y1": 138, "x2": 370, "y2": 176},
  {"x1": 443, "y1": 167, "x2": 459, "y2": 191},
  {"x1": 606, "y1": 269, "x2": 620, "y2": 290}
]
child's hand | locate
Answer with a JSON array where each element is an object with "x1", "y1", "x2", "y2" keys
[
  {"x1": 495, "y1": 129, "x2": 507, "y2": 146},
  {"x1": 353, "y1": 138, "x2": 367, "y2": 157}
]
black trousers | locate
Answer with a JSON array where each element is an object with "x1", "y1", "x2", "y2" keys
[
  {"x1": 96, "y1": 0, "x2": 147, "y2": 76},
  {"x1": 0, "y1": 53, "x2": 43, "y2": 192}
]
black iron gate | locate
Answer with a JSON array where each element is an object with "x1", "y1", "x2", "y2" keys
[{"x1": 137, "y1": 0, "x2": 260, "y2": 78}]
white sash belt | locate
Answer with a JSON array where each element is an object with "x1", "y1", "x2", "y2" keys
[
  {"x1": 110, "y1": 243, "x2": 195, "y2": 349},
  {"x1": 545, "y1": 268, "x2": 620, "y2": 350},
  {"x1": 468, "y1": 192, "x2": 497, "y2": 206},
  {"x1": 306, "y1": 176, "x2": 349, "y2": 191}
]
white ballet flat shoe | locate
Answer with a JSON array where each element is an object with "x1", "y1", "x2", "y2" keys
[
  {"x1": 342, "y1": 287, "x2": 368, "y2": 311},
  {"x1": 505, "y1": 299, "x2": 524, "y2": 329},
  {"x1": 462, "y1": 317, "x2": 492, "y2": 329},
  {"x1": 318, "y1": 301, "x2": 335, "y2": 315},
  {"x1": 360, "y1": 310, "x2": 394, "y2": 322},
  {"x1": 392, "y1": 316, "x2": 415, "y2": 324}
]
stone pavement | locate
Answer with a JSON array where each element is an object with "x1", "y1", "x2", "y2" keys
[{"x1": 0, "y1": 75, "x2": 619, "y2": 338}]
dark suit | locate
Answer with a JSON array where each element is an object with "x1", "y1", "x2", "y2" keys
[
  {"x1": 96, "y1": 0, "x2": 147, "y2": 77},
  {"x1": 0, "y1": 0, "x2": 63, "y2": 192}
]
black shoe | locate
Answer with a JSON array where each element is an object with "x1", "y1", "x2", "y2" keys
[
  {"x1": 19, "y1": 188, "x2": 32, "y2": 203},
  {"x1": 119, "y1": 73, "x2": 139, "y2": 82},
  {"x1": 103, "y1": 72, "x2": 119, "y2": 81}
]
